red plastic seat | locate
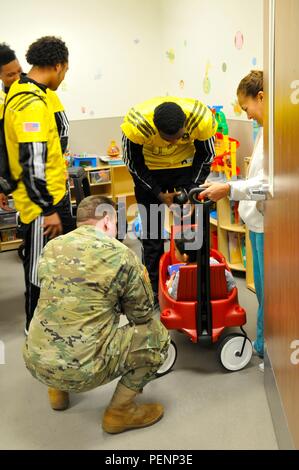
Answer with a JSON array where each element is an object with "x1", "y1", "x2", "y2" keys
[
  {"x1": 176, "y1": 263, "x2": 228, "y2": 302},
  {"x1": 159, "y1": 224, "x2": 246, "y2": 343}
]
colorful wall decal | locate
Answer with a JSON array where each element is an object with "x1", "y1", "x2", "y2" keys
[
  {"x1": 222, "y1": 62, "x2": 227, "y2": 72},
  {"x1": 81, "y1": 106, "x2": 86, "y2": 114},
  {"x1": 203, "y1": 62, "x2": 212, "y2": 94},
  {"x1": 231, "y1": 99, "x2": 242, "y2": 117},
  {"x1": 234, "y1": 31, "x2": 244, "y2": 50},
  {"x1": 252, "y1": 57, "x2": 257, "y2": 66},
  {"x1": 166, "y1": 48, "x2": 175, "y2": 63},
  {"x1": 179, "y1": 79, "x2": 185, "y2": 89}
]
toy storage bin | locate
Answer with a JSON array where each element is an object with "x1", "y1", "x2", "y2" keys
[
  {"x1": 0, "y1": 211, "x2": 17, "y2": 228},
  {"x1": 89, "y1": 169, "x2": 111, "y2": 184}
]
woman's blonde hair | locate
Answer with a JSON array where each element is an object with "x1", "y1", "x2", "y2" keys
[{"x1": 237, "y1": 70, "x2": 263, "y2": 98}]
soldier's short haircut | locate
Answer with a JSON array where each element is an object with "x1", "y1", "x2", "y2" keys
[{"x1": 77, "y1": 196, "x2": 116, "y2": 224}]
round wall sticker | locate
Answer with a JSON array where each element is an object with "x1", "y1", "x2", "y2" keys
[{"x1": 235, "y1": 31, "x2": 244, "y2": 50}]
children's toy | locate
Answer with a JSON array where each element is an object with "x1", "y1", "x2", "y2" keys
[
  {"x1": 209, "y1": 106, "x2": 240, "y2": 181},
  {"x1": 132, "y1": 212, "x2": 142, "y2": 239},
  {"x1": 107, "y1": 140, "x2": 120, "y2": 158},
  {"x1": 212, "y1": 105, "x2": 229, "y2": 135},
  {"x1": 73, "y1": 154, "x2": 98, "y2": 168},
  {"x1": 157, "y1": 188, "x2": 252, "y2": 375},
  {"x1": 168, "y1": 263, "x2": 186, "y2": 276},
  {"x1": 211, "y1": 133, "x2": 240, "y2": 181}
]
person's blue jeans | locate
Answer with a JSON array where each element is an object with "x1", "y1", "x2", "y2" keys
[{"x1": 249, "y1": 231, "x2": 264, "y2": 357}]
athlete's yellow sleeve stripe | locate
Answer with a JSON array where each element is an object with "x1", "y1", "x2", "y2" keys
[
  {"x1": 19, "y1": 97, "x2": 45, "y2": 112},
  {"x1": 128, "y1": 111, "x2": 152, "y2": 137},
  {"x1": 186, "y1": 102, "x2": 204, "y2": 131},
  {"x1": 10, "y1": 94, "x2": 46, "y2": 111},
  {"x1": 10, "y1": 95, "x2": 32, "y2": 110},
  {"x1": 189, "y1": 107, "x2": 208, "y2": 134},
  {"x1": 127, "y1": 113, "x2": 151, "y2": 138},
  {"x1": 127, "y1": 116, "x2": 150, "y2": 139},
  {"x1": 185, "y1": 100, "x2": 201, "y2": 127},
  {"x1": 132, "y1": 109, "x2": 156, "y2": 135}
]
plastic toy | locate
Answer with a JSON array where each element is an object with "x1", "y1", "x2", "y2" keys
[
  {"x1": 132, "y1": 212, "x2": 142, "y2": 239},
  {"x1": 157, "y1": 188, "x2": 252, "y2": 375},
  {"x1": 209, "y1": 106, "x2": 240, "y2": 181},
  {"x1": 212, "y1": 105, "x2": 229, "y2": 135},
  {"x1": 107, "y1": 140, "x2": 120, "y2": 158},
  {"x1": 211, "y1": 133, "x2": 240, "y2": 181}
]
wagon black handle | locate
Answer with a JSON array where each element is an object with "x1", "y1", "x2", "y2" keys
[{"x1": 188, "y1": 187, "x2": 214, "y2": 207}]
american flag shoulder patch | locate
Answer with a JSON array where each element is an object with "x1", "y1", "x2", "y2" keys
[{"x1": 23, "y1": 122, "x2": 41, "y2": 132}]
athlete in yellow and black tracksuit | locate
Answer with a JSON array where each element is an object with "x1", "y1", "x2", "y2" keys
[
  {"x1": 121, "y1": 96, "x2": 217, "y2": 297},
  {"x1": 4, "y1": 75, "x2": 75, "y2": 329}
]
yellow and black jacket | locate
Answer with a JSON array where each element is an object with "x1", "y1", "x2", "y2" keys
[
  {"x1": 0, "y1": 89, "x2": 5, "y2": 117},
  {"x1": 121, "y1": 96, "x2": 217, "y2": 196},
  {"x1": 4, "y1": 76, "x2": 69, "y2": 224}
]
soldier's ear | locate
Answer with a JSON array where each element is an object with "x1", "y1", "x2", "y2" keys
[{"x1": 103, "y1": 215, "x2": 109, "y2": 230}]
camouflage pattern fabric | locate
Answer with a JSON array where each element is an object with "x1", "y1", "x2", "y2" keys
[{"x1": 23, "y1": 225, "x2": 170, "y2": 392}]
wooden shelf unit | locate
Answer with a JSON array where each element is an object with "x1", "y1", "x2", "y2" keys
[
  {"x1": 0, "y1": 207, "x2": 22, "y2": 253},
  {"x1": 0, "y1": 238, "x2": 23, "y2": 252},
  {"x1": 210, "y1": 197, "x2": 255, "y2": 292},
  {"x1": 70, "y1": 162, "x2": 137, "y2": 222}
]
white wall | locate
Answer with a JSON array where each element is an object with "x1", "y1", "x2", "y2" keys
[
  {"x1": 1, "y1": 0, "x2": 164, "y2": 120},
  {"x1": 1, "y1": 0, "x2": 263, "y2": 121},
  {"x1": 160, "y1": 0, "x2": 263, "y2": 120}
]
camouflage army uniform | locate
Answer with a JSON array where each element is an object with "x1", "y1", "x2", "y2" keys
[{"x1": 23, "y1": 225, "x2": 170, "y2": 392}]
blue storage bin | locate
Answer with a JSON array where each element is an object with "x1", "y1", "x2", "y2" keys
[{"x1": 73, "y1": 155, "x2": 98, "y2": 168}]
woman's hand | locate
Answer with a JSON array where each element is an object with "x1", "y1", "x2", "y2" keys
[{"x1": 199, "y1": 182, "x2": 230, "y2": 202}]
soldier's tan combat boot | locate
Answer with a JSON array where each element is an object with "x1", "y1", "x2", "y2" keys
[
  {"x1": 48, "y1": 388, "x2": 69, "y2": 411},
  {"x1": 102, "y1": 382, "x2": 164, "y2": 434}
]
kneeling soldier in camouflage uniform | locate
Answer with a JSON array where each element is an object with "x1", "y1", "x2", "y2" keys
[{"x1": 23, "y1": 195, "x2": 170, "y2": 434}]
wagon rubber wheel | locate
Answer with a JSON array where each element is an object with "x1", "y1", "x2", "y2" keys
[
  {"x1": 217, "y1": 333, "x2": 252, "y2": 371},
  {"x1": 155, "y1": 340, "x2": 177, "y2": 377}
]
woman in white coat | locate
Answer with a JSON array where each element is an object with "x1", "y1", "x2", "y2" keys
[{"x1": 201, "y1": 70, "x2": 264, "y2": 363}]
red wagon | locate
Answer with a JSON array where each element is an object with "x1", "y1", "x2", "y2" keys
[{"x1": 156, "y1": 188, "x2": 252, "y2": 375}]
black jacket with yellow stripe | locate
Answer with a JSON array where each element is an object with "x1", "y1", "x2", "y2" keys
[
  {"x1": 4, "y1": 76, "x2": 69, "y2": 224},
  {"x1": 121, "y1": 96, "x2": 217, "y2": 196}
]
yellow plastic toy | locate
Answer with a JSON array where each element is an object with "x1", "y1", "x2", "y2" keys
[{"x1": 211, "y1": 133, "x2": 239, "y2": 180}]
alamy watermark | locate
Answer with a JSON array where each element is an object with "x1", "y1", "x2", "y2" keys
[
  {"x1": 290, "y1": 339, "x2": 299, "y2": 365},
  {"x1": 290, "y1": 80, "x2": 299, "y2": 105},
  {"x1": 95, "y1": 199, "x2": 204, "y2": 250}
]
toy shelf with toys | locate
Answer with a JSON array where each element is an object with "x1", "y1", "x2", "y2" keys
[
  {"x1": 65, "y1": 145, "x2": 137, "y2": 223},
  {"x1": 0, "y1": 200, "x2": 23, "y2": 253},
  {"x1": 208, "y1": 106, "x2": 255, "y2": 292}
]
